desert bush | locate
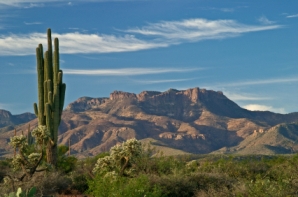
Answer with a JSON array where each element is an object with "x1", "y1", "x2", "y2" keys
[
  {"x1": 57, "y1": 145, "x2": 77, "y2": 173},
  {"x1": 33, "y1": 171, "x2": 72, "y2": 195},
  {"x1": 88, "y1": 173, "x2": 163, "y2": 197}
]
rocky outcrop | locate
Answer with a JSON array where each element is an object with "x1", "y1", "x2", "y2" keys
[
  {"x1": 66, "y1": 97, "x2": 109, "y2": 112},
  {"x1": 0, "y1": 110, "x2": 12, "y2": 119},
  {"x1": 137, "y1": 91, "x2": 161, "y2": 101},
  {"x1": 159, "y1": 132, "x2": 206, "y2": 140},
  {"x1": 110, "y1": 91, "x2": 137, "y2": 100}
]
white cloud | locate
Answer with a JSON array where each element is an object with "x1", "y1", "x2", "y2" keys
[
  {"x1": 0, "y1": 0, "x2": 134, "y2": 7},
  {"x1": 0, "y1": 32, "x2": 167, "y2": 56},
  {"x1": 134, "y1": 78, "x2": 197, "y2": 84},
  {"x1": 258, "y1": 16, "x2": 275, "y2": 25},
  {"x1": 287, "y1": 14, "x2": 298, "y2": 18},
  {"x1": 201, "y1": 7, "x2": 235, "y2": 13},
  {"x1": 23, "y1": 3, "x2": 43, "y2": 8},
  {"x1": 63, "y1": 67, "x2": 201, "y2": 76},
  {"x1": 243, "y1": 104, "x2": 286, "y2": 114},
  {"x1": 218, "y1": 77, "x2": 298, "y2": 87},
  {"x1": 220, "y1": 8, "x2": 234, "y2": 12},
  {"x1": 126, "y1": 18, "x2": 281, "y2": 42},
  {"x1": 24, "y1": 21, "x2": 42, "y2": 25},
  {"x1": 0, "y1": 18, "x2": 282, "y2": 56},
  {"x1": 0, "y1": 102, "x2": 9, "y2": 110},
  {"x1": 225, "y1": 92, "x2": 271, "y2": 101}
]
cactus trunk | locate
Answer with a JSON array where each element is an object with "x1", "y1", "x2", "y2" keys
[{"x1": 33, "y1": 28, "x2": 66, "y2": 166}]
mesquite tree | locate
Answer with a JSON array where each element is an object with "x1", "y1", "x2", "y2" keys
[{"x1": 33, "y1": 28, "x2": 66, "y2": 166}]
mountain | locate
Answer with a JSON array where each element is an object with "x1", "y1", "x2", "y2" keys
[
  {"x1": 1, "y1": 87, "x2": 298, "y2": 158},
  {"x1": 213, "y1": 122, "x2": 298, "y2": 154},
  {"x1": 0, "y1": 110, "x2": 35, "y2": 133}
]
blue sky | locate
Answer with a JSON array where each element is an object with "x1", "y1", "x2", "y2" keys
[{"x1": 0, "y1": 0, "x2": 297, "y2": 114}]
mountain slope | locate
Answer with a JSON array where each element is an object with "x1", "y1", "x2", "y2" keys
[{"x1": 214, "y1": 122, "x2": 298, "y2": 154}]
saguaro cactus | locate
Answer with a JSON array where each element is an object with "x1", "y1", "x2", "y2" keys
[{"x1": 33, "y1": 28, "x2": 66, "y2": 166}]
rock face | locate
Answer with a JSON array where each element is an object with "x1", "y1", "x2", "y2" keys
[
  {"x1": 65, "y1": 97, "x2": 109, "y2": 112},
  {"x1": 1, "y1": 87, "x2": 298, "y2": 158}
]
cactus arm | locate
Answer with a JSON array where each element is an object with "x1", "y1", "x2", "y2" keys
[
  {"x1": 44, "y1": 81, "x2": 48, "y2": 106},
  {"x1": 33, "y1": 103, "x2": 38, "y2": 116},
  {"x1": 48, "y1": 91, "x2": 53, "y2": 106},
  {"x1": 53, "y1": 38, "x2": 59, "y2": 84},
  {"x1": 36, "y1": 47, "x2": 45, "y2": 125},
  {"x1": 47, "y1": 28, "x2": 53, "y2": 81},
  {"x1": 59, "y1": 83, "x2": 66, "y2": 118},
  {"x1": 53, "y1": 81, "x2": 60, "y2": 144}
]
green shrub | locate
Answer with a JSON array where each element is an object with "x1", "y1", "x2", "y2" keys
[{"x1": 88, "y1": 174, "x2": 163, "y2": 197}]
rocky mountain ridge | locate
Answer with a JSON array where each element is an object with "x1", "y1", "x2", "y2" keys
[{"x1": 1, "y1": 87, "x2": 298, "y2": 158}]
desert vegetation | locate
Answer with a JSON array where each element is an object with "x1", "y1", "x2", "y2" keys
[{"x1": 2, "y1": 137, "x2": 298, "y2": 196}]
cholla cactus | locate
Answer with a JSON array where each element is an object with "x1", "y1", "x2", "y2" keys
[
  {"x1": 9, "y1": 126, "x2": 48, "y2": 181},
  {"x1": 31, "y1": 125, "x2": 50, "y2": 145},
  {"x1": 110, "y1": 138, "x2": 142, "y2": 160},
  {"x1": 28, "y1": 153, "x2": 42, "y2": 163},
  {"x1": 93, "y1": 138, "x2": 142, "y2": 177},
  {"x1": 11, "y1": 155, "x2": 24, "y2": 171},
  {"x1": 10, "y1": 135, "x2": 28, "y2": 151},
  {"x1": 92, "y1": 156, "x2": 115, "y2": 174}
]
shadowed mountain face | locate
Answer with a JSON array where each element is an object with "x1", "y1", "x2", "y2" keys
[
  {"x1": 0, "y1": 110, "x2": 35, "y2": 132},
  {"x1": 1, "y1": 87, "x2": 298, "y2": 158}
]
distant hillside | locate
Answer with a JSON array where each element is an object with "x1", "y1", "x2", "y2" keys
[
  {"x1": 213, "y1": 122, "x2": 298, "y2": 154},
  {"x1": 0, "y1": 110, "x2": 35, "y2": 133},
  {"x1": 1, "y1": 87, "x2": 298, "y2": 158}
]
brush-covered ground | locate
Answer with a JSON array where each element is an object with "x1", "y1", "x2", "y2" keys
[{"x1": 1, "y1": 140, "x2": 298, "y2": 197}]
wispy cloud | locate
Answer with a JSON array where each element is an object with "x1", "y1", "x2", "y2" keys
[
  {"x1": 225, "y1": 92, "x2": 271, "y2": 101},
  {"x1": 0, "y1": 102, "x2": 9, "y2": 110},
  {"x1": 200, "y1": 7, "x2": 235, "y2": 13},
  {"x1": 0, "y1": 0, "x2": 135, "y2": 7},
  {"x1": 23, "y1": 3, "x2": 43, "y2": 8},
  {"x1": 24, "y1": 21, "x2": 42, "y2": 25},
  {"x1": 217, "y1": 77, "x2": 298, "y2": 87},
  {"x1": 258, "y1": 16, "x2": 275, "y2": 25},
  {"x1": 287, "y1": 14, "x2": 298, "y2": 18},
  {"x1": 0, "y1": 32, "x2": 167, "y2": 56},
  {"x1": 243, "y1": 104, "x2": 285, "y2": 114},
  {"x1": 0, "y1": 18, "x2": 282, "y2": 56},
  {"x1": 219, "y1": 8, "x2": 234, "y2": 12},
  {"x1": 63, "y1": 67, "x2": 201, "y2": 76},
  {"x1": 133, "y1": 77, "x2": 197, "y2": 84},
  {"x1": 126, "y1": 18, "x2": 281, "y2": 42}
]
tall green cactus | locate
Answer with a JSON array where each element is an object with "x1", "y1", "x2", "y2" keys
[{"x1": 33, "y1": 28, "x2": 66, "y2": 166}]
